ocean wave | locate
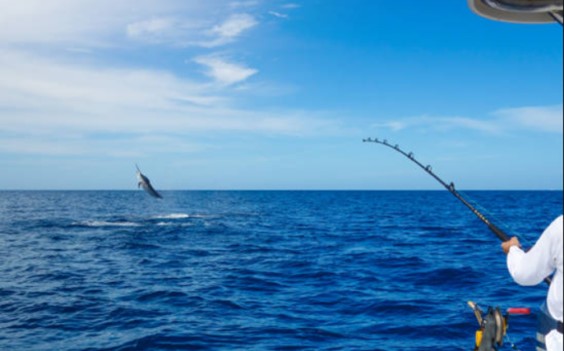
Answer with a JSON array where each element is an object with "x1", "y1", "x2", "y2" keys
[
  {"x1": 153, "y1": 213, "x2": 217, "y2": 220},
  {"x1": 76, "y1": 220, "x2": 141, "y2": 227},
  {"x1": 156, "y1": 222, "x2": 195, "y2": 228},
  {"x1": 153, "y1": 213, "x2": 192, "y2": 219}
]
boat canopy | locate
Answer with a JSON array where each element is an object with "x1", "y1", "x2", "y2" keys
[{"x1": 468, "y1": 0, "x2": 563, "y2": 24}]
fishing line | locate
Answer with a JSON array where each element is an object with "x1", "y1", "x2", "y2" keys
[
  {"x1": 363, "y1": 137, "x2": 550, "y2": 285},
  {"x1": 504, "y1": 333, "x2": 522, "y2": 351}
]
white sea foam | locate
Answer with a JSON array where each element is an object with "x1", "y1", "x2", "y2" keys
[
  {"x1": 154, "y1": 213, "x2": 191, "y2": 219},
  {"x1": 153, "y1": 213, "x2": 215, "y2": 219},
  {"x1": 157, "y1": 221, "x2": 194, "y2": 227},
  {"x1": 81, "y1": 220, "x2": 141, "y2": 227}
]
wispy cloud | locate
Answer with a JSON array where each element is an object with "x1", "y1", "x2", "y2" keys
[
  {"x1": 201, "y1": 13, "x2": 258, "y2": 47},
  {"x1": 229, "y1": 1, "x2": 260, "y2": 9},
  {"x1": 0, "y1": 49, "x2": 335, "y2": 158},
  {"x1": 269, "y1": 11, "x2": 289, "y2": 19},
  {"x1": 281, "y1": 3, "x2": 301, "y2": 9},
  {"x1": 212, "y1": 13, "x2": 257, "y2": 38},
  {"x1": 0, "y1": 0, "x2": 204, "y2": 46},
  {"x1": 0, "y1": 1, "x2": 259, "y2": 49},
  {"x1": 126, "y1": 17, "x2": 189, "y2": 44},
  {"x1": 493, "y1": 105, "x2": 563, "y2": 134},
  {"x1": 0, "y1": 50, "x2": 220, "y2": 111},
  {"x1": 194, "y1": 55, "x2": 258, "y2": 85},
  {"x1": 125, "y1": 12, "x2": 258, "y2": 48},
  {"x1": 372, "y1": 115, "x2": 500, "y2": 134},
  {"x1": 0, "y1": 133, "x2": 209, "y2": 158},
  {"x1": 127, "y1": 17, "x2": 176, "y2": 38},
  {"x1": 268, "y1": 2, "x2": 300, "y2": 19},
  {"x1": 372, "y1": 105, "x2": 563, "y2": 135}
]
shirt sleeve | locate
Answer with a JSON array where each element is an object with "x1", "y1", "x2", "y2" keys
[{"x1": 506, "y1": 219, "x2": 559, "y2": 286}]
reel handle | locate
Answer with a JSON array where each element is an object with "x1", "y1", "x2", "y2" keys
[{"x1": 506, "y1": 307, "x2": 531, "y2": 315}]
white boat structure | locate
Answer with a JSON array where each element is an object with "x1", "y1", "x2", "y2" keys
[{"x1": 468, "y1": 0, "x2": 563, "y2": 24}]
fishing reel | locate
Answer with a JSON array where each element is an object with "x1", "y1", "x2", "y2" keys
[
  {"x1": 468, "y1": 301, "x2": 507, "y2": 351},
  {"x1": 467, "y1": 301, "x2": 531, "y2": 351}
]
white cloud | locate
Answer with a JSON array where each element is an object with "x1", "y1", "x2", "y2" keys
[
  {"x1": 0, "y1": 134, "x2": 208, "y2": 158},
  {"x1": 494, "y1": 105, "x2": 563, "y2": 134},
  {"x1": 0, "y1": 1, "x2": 256, "y2": 48},
  {"x1": 269, "y1": 11, "x2": 289, "y2": 19},
  {"x1": 0, "y1": 0, "x2": 205, "y2": 46},
  {"x1": 372, "y1": 115, "x2": 499, "y2": 134},
  {"x1": 125, "y1": 16, "x2": 215, "y2": 46},
  {"x1": 194, "y1": 55, "x2": 258, "y2": 85},
  {"x1": 199, "y1": 13, "x2": 258, "y2": 47},
  {"x1": 125, "y1": 12, "x2": 258, "y2": 48},
  {"x1": 229, "y1": 1, "x2": 260, "y2": 9},
  {"x1": 371, "y1": 121, "x2": 406, "y2": 132},
  {"x1": 0, "y1": 50, "x2": 334, "y2": 158},
  {"x1": 0, "y1": 50, "x2": 220, "y2": 111},
  {"x1": 212, "y1": 13, "x2": 257, "y2": 38},
  {"x1": 268, "y1": 2, "x2": 300, "y2": 19},
  {"x1": 281, "y1": 3, "x2": 301, "y2": 9},
  {"x1": 126, "y1": 18, "x2": 177, "y2": 40},
  {"x1": 372, "y1": 105, "x2": 563, "y2": 135}
]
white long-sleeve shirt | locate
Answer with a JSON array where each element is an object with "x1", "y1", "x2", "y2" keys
[{"x1": 507, "y1": 215, "x2": 563, "y2": 351}]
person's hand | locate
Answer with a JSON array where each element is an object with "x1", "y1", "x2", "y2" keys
[{"x1": 501, "y1": 237, "x2": 520, "y2": 254}]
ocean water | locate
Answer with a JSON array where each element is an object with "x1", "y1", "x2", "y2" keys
[{"x1": 0, "y1": 190, "x2": 561, "y2": 351}]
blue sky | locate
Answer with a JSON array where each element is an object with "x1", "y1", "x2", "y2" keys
[{"x1": 0, "y1": 0, "x2": 562, "y2": 190}]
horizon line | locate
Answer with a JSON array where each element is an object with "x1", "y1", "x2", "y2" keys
[{"x1": 1, "y1": 188, "x2": 562, "y2": 192}]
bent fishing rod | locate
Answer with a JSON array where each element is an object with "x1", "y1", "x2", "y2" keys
[{"x1": 363, "y1": 137, "x2": 552, "y2": 285}]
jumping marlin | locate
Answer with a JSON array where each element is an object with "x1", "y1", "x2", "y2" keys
[{"x1": 136, "y1": 164, "x2": 163, "y2": 199}]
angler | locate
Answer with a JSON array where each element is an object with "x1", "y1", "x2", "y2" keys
[{"x1": 502, "y1": 216, "x2": 563, "y2": 351}]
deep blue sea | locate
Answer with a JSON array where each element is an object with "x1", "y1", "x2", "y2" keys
[{"x1": 0, "y1": 190, "x2": 562, "y2": 350}]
